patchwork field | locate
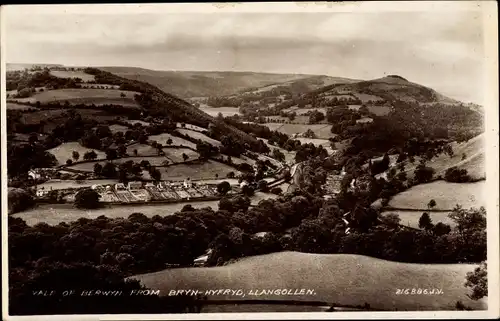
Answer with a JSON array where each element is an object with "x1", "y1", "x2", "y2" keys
[
  {"x1": 382, "y1": 210, "x2": 455, "y2": 229},
  {"x1": 126, "y1": 143, "x2": 158, "y2": 156},
  {"x1": 368, "y1": 105, "x2": 392, "y2": 116},
  {"x1": 49, "y1": 70, "x2": 96, "y2": 82},
  {"x1": 388, "y1": 180, "x2": 485, "y2": 211},
  {"x1": 14, "y1": 88, "x2": 141, "y2": 107},
  {"x1": 176, "y1": 129, "x2": 222, "y2": 147},
  {"x1": 276, "y1": 124, "x2": 328, "y2": 137},
  {"x1": 157, "y1": 161, "x2": 239, "y2": 181},
  {"x1": 176, "y1": 123, "x2": 207, "y2": 132},
  {"x1": 47, "y1": 142, "x2": 106, "y2": 165},
  {"x1": 353, "y1": 92, "x2": 384, "y2": 102},
  {"x1": 199, "y1": 106, "x2": 241, "y2": 117},
  {"x1": 131, "y1": 251, "x2": 485, "y2": 311},
  {"x1": 148, "y1": 133, "x2": 196, "y2": 149}
]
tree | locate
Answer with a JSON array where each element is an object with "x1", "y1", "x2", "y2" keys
[
  {"x1": 133, "y1": 149, "x2": 138, "y2": 156},
  {"x1": 257, "y1": 180, "x2": 269, "y2": 192},
  {"x1": 93, "y1": 163, "x2": 103, "y2": 176},
  {"x1": 72, "y1": 151, "x2": 80, "y2": 162},
  {"x1": 149, "y1": 168, "x2": 162, "y2": 182},
  {"x1": 105, "y1": 148, "x2": 118, "y2": 160},
  {"x1": 418, "y1": 212, "x2": 433, "y2": 230},
  {"x1": 272, "y1": 149, "x2": 285, "y2": 163},
  {"x1": 74, "y1": 189, "x2": 101, "y2": 209},
  {"x1": 227, "y1": 171, "x2": 235, "y2": 179},
  {"x1": 241, "y1": 185, "x2": 255, "y2": 197},
  {"x1": 182, "y1": 153, "x2": 189, "y2": 162},
  {"x1": 8, "y1": 188, "x2": 34, "y2": 214},
  {"x1": 66, "y1": 159, "x2": 73, "y2": 165},
  {"x1": 270, "y1": 187, "x2": 282, "y2": 195},
  {"x1": 101, "y1": 162, "x2": 117, "y2": 178},
  {"x1": 217, "y1": 181, "x2": 231, "y2": 195},
  {"x1": 120, "y1": 92, "x2": 126, "y2": 98},
  {"x1": 427, "y1": 199, "x2": 436, "y2": 210},
  {"x1": 433, "y1": 222, "x2": 451, "y2": 236},
  {"x1": 167, "y1": 138, "x2": 173, "y2": 145},
  {"x1": 465, "y1": 262, "x2": 487, "y2": 300},
  {"x1": 83, "y1": 150, "x2": 98, "y2": 161},
  {"x1": 382, "y1": 213, "x2": 401, "y2": 228}
]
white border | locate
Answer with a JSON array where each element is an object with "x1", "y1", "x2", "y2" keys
[{"x1": 1, "y1": 2, "x2": 499, "y2": 320}]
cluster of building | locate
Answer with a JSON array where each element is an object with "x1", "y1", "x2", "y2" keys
[{"x1": 90, "y1": 179, "x2": 222, "y2": 204}]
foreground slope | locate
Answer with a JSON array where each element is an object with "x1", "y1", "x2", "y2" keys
[
  {"x1": 99, "y1": 67, "x2": 313, "y2": 98},
  {"x1": 131, "y1": 251, "x2": 485, "y2": 311}
]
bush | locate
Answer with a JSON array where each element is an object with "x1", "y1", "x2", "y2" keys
[
  {"x1": 270, "y1": 187, "x2": 282, "y2": 195},
  {"x1": 8, "y1": 188, "x2": 35, "y2": 214},
  {"x1": 444, "y1": 167, "x2": 472, "y2": 183},
  {"x1": 74, "y1": 189, "x2": 101, "y2": 209}
]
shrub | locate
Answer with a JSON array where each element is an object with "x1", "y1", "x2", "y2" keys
[{"x1": 444, "y1": 167, "x2": 472, "y2": 183}]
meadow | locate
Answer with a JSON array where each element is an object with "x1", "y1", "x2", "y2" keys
[
  {"x1": 109, "y1": 124, "x2": 129, "y2": 134},
  {"x1": 163, "y1": 148, "x2": 200, "y2": 163},
  {"x1": 49, "y1": 70, "x2": 96, "y2": 82},
  {"x1": 157, "y1": 161, "x2": 239, "y2": 181},
  {"x1": 35, "y1": 178, "x2": 119, "y2": 191},
  {"x1": 131, "y1": 251, "x2": 485, "y2": 311},
  {"x1": 47, "y1": 142, "x2": 106, "y2": 165},
  {"x1": 382, "y1": 210, "x2": 454, "y2": 229},
  {"x1": 14, "y1": 88, "x2": 141, "y2": 107},
  {"x1": 176, "y1": 129, "x2": 222, "y2": 147},
  {"x1": 148, "y1": 133, "x2": 197, "y2": 149},
  {"x1": 199, "y1": 106, "x2": 242, "y2": 117},
  {"x1": 7, "y1": 103, "x2": 35, "y2": 110},
  {"x1": 67, "y1": 156, "x2": 171, "y2": 171},
  {"x1": 388, "y1": 180, "x2": 486, "y2": 211}
]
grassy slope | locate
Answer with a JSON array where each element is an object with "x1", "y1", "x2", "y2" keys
[
  {"x1": 388, "y1": 180, "x2": 485, "y2": 211},
  {"x1": 47, "y1": 142, "x2": 106, "y2": 165},
  {"x1": 99, "y1": 67, "x2": 313, "y2": 98},
  {"x1": 131, "y1": 251, "x2": 486, "y2": 311},
  {"x1": 14, "y1": 88, "x2": 140, "y2": 107}
]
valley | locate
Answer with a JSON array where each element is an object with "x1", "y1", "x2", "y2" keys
[{"x1": 6, "y1": 63, "x2": 487, "y2": 314}]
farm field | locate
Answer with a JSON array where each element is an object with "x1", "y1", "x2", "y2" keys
[
  {"x1": 47, "y1": 142, "x2": 106, "y2": 165},
  {"x1": 163, "y1": 148, "x2": 199, "y2": 163},
  {"x1": 14, "y1": 88, "x2": 141, "y2": 107},
  {"x1": 388, "y1": 180, "x2": 486, "y2": 211},
  {"x1": 109, "y1": 124, "x2": 129, "y2": 134},
  {"x1": 199, "y1": 106, "x2": 241, "y2": 117},
  {"x1": 368, "y1": 105, "x2": 392, "y2": 116},
  {"x1": 157, "y1": 161, "x2": 239, "y2": 181},
  {"x1": 276, "y1": 124, "x2": 328, "y2": 136},
  {"x1": 49, "y1": 70, "x2": 96, "y2": 81},
  {"x1": 176, "y1": 128, "x2": 222, "y2": 147},
  {"x1": 126, "y1": 119, "x2": 150, "y2": 126},
  {"x1": 36, "y1": 179, "x2": 119, "y2": 191},
  {"x1": 67, "y1": 156, "x2": 171, "y2": 171},
  {"x1": 176, "y1": 123, "x2": 207, "y2": 132},
  {"x1": 353, "y1": 92, "x2": 384, "y2": 102},
  {"x1": 148, "y1": 133, "x2": 196, "y2": 149},
  {"x1": 223, "y1": 154, "x2": 256, "y2": 166},
  {"x1": 12, "y1": 200, "x2": 221, "y2": 226},
  {"x1": 382, "y1": 210, "x2": 454, "y2": 229},
  {"x1": 78, "y1": 83, "x2": 120, "y2": 89},
  {"x1": 126, "y1": 143, "x2": 158, "y2": 156},
  {"x1": 131, "y1": 251, "x2": 485, "y2": 311},
  {"x1": 7, "y1": 103, "x2": 36, "y2": 110}
]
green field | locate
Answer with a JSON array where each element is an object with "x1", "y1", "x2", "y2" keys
[
  {"x1": 368, "y1": 105, "x2": 392, "y2": 116},
  {"x1": 388, "y1": 180, "x2": 485, "y2": 211},
  {"x1": 176, "y1": 129, "x2": 222, "y2": 147},
  {"x1": 49, "y1": 70, "x2": 96, "y2": 81},
  {"x1": 382, "y1": 210, "x2": 454, "y2": 229},
  {"x1": 109, "y1": 124, "x2": 129, "y2": 134},
  {"x1": 68, "y1": 156, "x2": 171, "y2": 171},
  {"x1": 12, "y1": 201, "x2": 221, "y2": 226},
  {"x1": 15, "y1": 88, "x2": 140, "y2": 107},
  {"x1": 163, "y1": 148, "x2": 199, "y2": 163},
  {"x1": 7, "y1": 103, "x2": 35, "y2": 110},
  {"x1": 199, "y1": 106, "x2": 241, "y2": 117},
  {"x1": 47, "y1": 142, "x2": 106, "y2": 165},
  {"x1": 148, "y1": 133, "x2": 196, "y2": 149},
  {"x1": 131, "y1": 251, "x2": 485, "y2": 311},
  {"x1": 126, "y1": 143, "x2": 158, "y2": 156},
  {"x1": 36, "y1": 179, "x2": 119, "y2": 191},
  {"x1": 158, "y1": 161, "x2": 239, "y2": 181},
  {"x1": 125, "y1": 119, "x2": 150, "y2": 126}
]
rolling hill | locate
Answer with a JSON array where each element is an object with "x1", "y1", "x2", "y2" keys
[
  {"x1": 99, "y1": 67, "x2": 315, "y2": 98},
  {"x1": 131, "y1": 251, "x2": 486, "y2": 311},
  {"x1": 307, "y1": 75, "x2": 459, "y2": 105}
]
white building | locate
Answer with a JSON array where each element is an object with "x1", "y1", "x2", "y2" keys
[
  {"x1": 183, "y1": 178, "x2": 192, "y2": 188},
  {"x1": 28, "y1": 170, "x2": 42, "y2": 180}
]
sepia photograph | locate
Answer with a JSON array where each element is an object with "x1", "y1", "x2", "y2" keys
[{"x1": 1, "y1": 2, "x2": 498, "y2": 319}]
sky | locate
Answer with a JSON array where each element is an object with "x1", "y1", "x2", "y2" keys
[{"x1": 3, "y1": 3, "x2": 488, "y2": 104}]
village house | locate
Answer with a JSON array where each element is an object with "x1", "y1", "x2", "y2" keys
[{"x1": 127, "y1": 181, "x2": 143, "y2": 191}]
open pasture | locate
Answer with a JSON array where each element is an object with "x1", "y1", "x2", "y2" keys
[
  {"x1": 15, "y1": 88, "x2": 140, "y2": 107},
  {"x1": 148, "y1": 133, "x2": 196, "y2": 149},
  {"x1": 49, "y1": 70, "x2": 96, "y2": 81},
  {"x1": 157, "y1": 161, "x2": 239, "y2": 181},
  {"x1": 47, "y1": 142, "x2": 106, "y2": 165},
  {"x1": 131, "y1": 251, "x2": 485, "y2": 311},
  {"x1": 176, "y1": 128, "x2": 221, "y2": 147}
]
